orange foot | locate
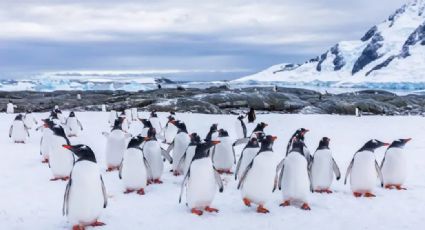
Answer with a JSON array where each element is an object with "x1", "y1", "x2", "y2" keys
[
  {"x1": 72, "y1": 225, "x2": 84, "y2": 230},
  {"x1": 353, "y1": 192, "x2": 362, "y2": 197},
  {"x1": 243, "y1": 198, "x2": 251, "y2": 207},
  {"x1": 153, "y1": 179, "x2": 163, "y2": 184},
  {"x1": 280, "y1": 200, "x2": 290, "y2": 207},
  {"x1": 124, "y1": 189, "x2": 135, "y2": 194},
  {"x1": 395, "y1": 185, "x2": 407, "y2": 190},
  {"x1": 41, "y1": 159, "x2": 49, "y2": 164},
  {"x1": 301, "y1": 203, "x2": 311, "y2": 211},
  {"x1": 256, "y1": 205, "x2": 269, "y2": 214},
  {"x1": 364, "y1": 192, "x2": 376, "y2": 198},
  {"x1": 385, "y1": 184, "x2": 395, "y2": 190},
  {"x1": 106, "y1": 166, "x2": 119, "y2": 172},
  {"x1": 173, "y1": 172, "x2": 181, "y2": 176},
  {"x1": 137, "y1": 188, "x2": 145, "y2": 195},
  {"x1": 205, "y1": 206, "x2": 219, "y2": 213},
  {"x1": 314, "y1": 189, "x2": 323, "y2": 193},
  {"x1": 191, "y1": 208, "x2": 203, "y2": 216},
  {"x1": 90, "y1": 221, "x2": 105, "y2": 227},
  {"x1": 323, "y1": 189, "x2": 333, "y2": 194},
  {"x1": 61, "y1": 176, "x2": 70, "y2": 181}
]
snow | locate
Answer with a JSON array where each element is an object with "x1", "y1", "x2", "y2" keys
[{"x1": 1, "y1": 111, "x2": 424, "y2": 229}]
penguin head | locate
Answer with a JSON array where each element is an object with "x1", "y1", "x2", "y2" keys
[
  {"x1": 388, "y1": 138, "x2": 412, "y2": 148},
  {"x1": 140, "y1": 119, "x2": 153, "y2": 128},
  {"x1": 63, "y1": 144, "x2": 96, "y2": 163},
  {"x1": 127, "y1": 135, "x2": 145, "y2": 148},
  {"x1": 50, "y1": 111, "x2": 58, "y2": 120},
  {"x1": 112, "y1": 119, "x2": 123, "y2": 131},
  {"x1": 42, "y1": 119, "x2": 55, "y2": 129},
  {"x1": 218, "y1": 129, "x2": 229, "y2": 137},
  {"x1": 150, "y1": 110, "x2": 158, "y2": 117},
  {"x1": 15, "y1": 114, "x2": 23, "y2": 120},
  {"x1": 170, "y1": 111, "x2": 176, "y2": 115},
  {"x1": 210, "y1": 124, "x2": 218, "y2": 132},
  {"x1": 291, "y1": 139, "x2": 305, "y2": 155},
  {"x1": 189, "y1": 133, "x2": 201, "y2": 145},
  {"x1": 237, "y1": 115, "x2": 244, "y2": 120},
  {"x1": 193, "y1": 140, "x2": 221, "y2": 160},
  {"x1": 317, "y1": 137, "x2": 331, "y2": 150},
  {"x1": 176, "y1": 121, "x2": 188, "y2": 133},
  {"x1": 54, "y1": 108, "x2": 62, "y2": 114},
  {"x1": 52, "y1": 125, "x2": 70, "y2": 145},
  {"x1": 146, "y1": 127, "x2": 157, "y2": 139},
  {"x1": 260, "y1": 135, "x2": 277, "y2": 152},
  {"x1": 69, "y1": 111, "x2": 75, "y2": 117},
  {"x1": 167, "y1": 116, "x2": 176, "y2": 124},
  {"x1": 254, "y1": 131, "x2": 266, "y2": 141},
  {"x1": 120, "y1": 111, "x2": 126, "y2": 116},
  {"x1": 246, "y1": 136, "x2": 260, "y2": 148},
  {"x1": 359, "y1": 139, "x2": 390, "y2": 152},
  {"x1": 253, "y1": 122, "x2": 268, "y2": 132}
]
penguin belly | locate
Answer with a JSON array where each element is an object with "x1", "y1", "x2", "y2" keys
[
  {"x1": 311, "y1": 149, "x2": 334, "y2": 190},
  {"x1": 121, "y1": 119, "x2": 129, "y2": 132},
  {"x1": 187, "y1": 158, "x2": 217, "y2": 209},
  {"x1": 212, "y1": 137, "x2": 234, "y2": 171},
  {"x1": 164, "y1": 124, "x2": 178, "y2": 144},
  {"x1": 381, "y1": 148, "x2": 407, "y2": 186},
  {"x1": 172, "y1": 133, "x2": 190, "y2": 173},
  {"x1": 183, "y1": 146, "x2": 196, "y2": 174},
  {"x1": 241, "y1": 152, "x2": 275, "y2": 205},
  {"x1": 105, "y1": 131, "x2": 127, "y2": 168},
  {"x1": 11, "y1": 121, "x2": 28, "y2": 142},
  {"x1": 66, "y1": 117, "x2": 81, "y2": 136},
  {"x1": 128, "y1": 121, "x2": 144, "y2": 137},
  {"x1": 41, "y1": 128, "x2": 53, "y2": 160},
  {"x1": 67, "y1": 161, "x2": 104, "y2": 225},
  {"x1": 234, "y1": 120, "x2": 245, "y2": 139},
  {"x1": 124, "y1": 109, "x2": 132, "y2": 123},
  {"x1": 350, "y1": 151, "x2": 378, "y2": 192},
  {"x1": 237, "y1": 147, "x2": 259, "y2": 179},
  {"x1": 149, "y1": 118, "x2": 162, "y2": 136},
  {"x1": 131, "y1": 108, "x2": 138, "y2": 121},
  {"x1": 121, "y1": 148, "x2": 147, "y2": 190},
  {"x1": 24, "y1": 114, "x2": 35, "y2": 129},
  {"x1": 281, "y1": 153, "x2": 310, "y2": 202},
  {"x1": 140, "y1": 127, "x2": 149, "y2": 138},
  {"x1": 6, "y1": 104, "x2": 14, "y2": 114},
  {"x1": 49, "y1": 136, "x2": 74, "y2": 178},
  {"x1": 143, "y1": 140, "x2": 164, "y2": 180}
]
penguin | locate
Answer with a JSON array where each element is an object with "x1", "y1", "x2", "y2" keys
[
  {"x1": 55, "y1": 108, "x2": 66, "y2": 124},
  {"x1": 310, "y1": 137, "x2": 341, "y2": 193},
  {"x1": 37, "y1": 119, "x2": 55, "y2": 164},
  {"x1": 131, "y1": 108, "x2": 139, "y2": 121},
  {"x1": 124, "y1": 109, "x2": 133, "y2": 123},
  {"x1": 139, "y1": 119, "x2": 153, "y2": 137},
  {"x1": 169, "y1": 121, "x2": 191, "y2": 176},
  {"x1": 143, "y1": 127, "x2": 173, "y2": 184},
  {"x1": 286, "y1": 128, "x2": 312, "y2": 164},
  {"x1": 181, "y1": 133, "x2": 202, "y2": 174},
  {"x1": 381, "y1": 138, "x2": 412, "y2": 190},
  {"x1": 65, "y1": 112, "x2": 83, "y2": 137},
  {"x1": 179, "y1": 140, "x2": 223, "y2": 216},
  {"x1": 232, "y1": 122, "x2": 267, "y2": 147},
  {"x1": 9, "y1": 114, "x2": 30, "y2": 143},
  {"x1": 344, "y1": 139, "x2": 388, "y2": 197},
  {"x1": 149, "y1": 111, "x2": 163, "y2": 138},
  {"x1": 62, "y1": 144, "x2": 107, "y2": 230},
  {"x1": 212, "y1": 129, "x2": 235, "y2": 174},
  {"x1": 102, "y1": 119, "x2": 132, "y2": 171},
  {"x1": 247, "y1": 107, "x2": 256, "y2": 123},
  {"x1": 49, "y1": 111, "x2": 62, "y2": 125},
  {"x1": 119, "y1": 135, "x2": 151, "y2": 195},
  {"x1": 108, "y1": 110, "x2": 118, "y2": 126},
  {"x1": 238, "y1": 135, "x2": 278, "y2": 214},
  {"x1": 118, "y1": 112, "x2": 130, "y2": 132},
  {"x1": 234, "y1": 115, "x2": 247, "y2": 139},
  {"x1": 164, "y1": 116, "x2": 178, "y2": 144},
  {"x1": 23, "y1": 110, "x2": 38, "y2": 129},
  {"x1": 49, "y1": 125, "x2": 74, "y2": 181},
  {"x1": 275, "y1": 140, "x2": 312, "y2": 210},
  {"x1": 205, "y1": 123, "x2": 219, "y2": 142},
  {"x1": 235, "y1": 132, "x2": 264, "y2": 180},
  {"x1": 6, "y1": 100, "x2": 16, "y2": 114}
]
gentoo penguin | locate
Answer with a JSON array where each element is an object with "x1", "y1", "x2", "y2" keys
[
  {"x1": 23, "y1": 110, "x2": 38, "y2": 129},
  {"x1": 149, "y1": 111, "x2": 163, "y2": 137},
  {"x1": 62, "y1": 144, "x2": 107, "y2": 230},
  {"x1": 247, "y1": 107, "x2": 256, "y2": 123},
  {"x1": 286, "y1": 128, "x2": 312, "y2": 163},
  {"x1": 65, "y1": 112, "x2": 83, "y2": 137},
  {"x1": 119, "y1": 135, "x2": 151, "y2": 195},
  {"x1": 205, "y1": 123, "x2": 219, "y2": 142},
  {"x1": 9, "y1": 114, "x2": 30, "y2": 143},
  {"x1": 55, "y1": 108, "x2": 66, "y2": 124},
  {"x1": 131, "y1": 108, "x2": 138, "y2": 121},
  {"x1": 139, "y1": 119, "x2": 153, "y2": 137},
  {"x1": 37, "y1": 119, "x2": 55, "y2": 164},
  {"x1": 102, "y1": 119, "x2": 132, "y2": 171},
  {"x1": 169, "y1": 121, "x2": 191, "y2": 176},
  {"x1": 124, "y1": 109, "x2": 133, "y2": 123},
  {"x1": 234, "y1": 115, "x2": 247, "y2": 139},
  {"x1": 164, "y1": 116, "x2": 178, "y2": 144},
  {"x1": 143, "y1": 128, "x2": 173, "y2": 184},
  {"x1": 310, "y1": 137, "x2": 341, "y2": 193},
  {"x1": 49, "y1": 125, "x2": 74, "y2": 181},
  {"x1": 49, "y1": 111, "x2": 62, "y2": 125},
  {"x1": 118, "y1": 112, "x2": 130, "y2": 132},
  {"x1": 233, "y1": 122, "x2": 267, "y2": 147},
  {"x1": 108, "y1": 110, "x2": 118, "y2": 126},
  {"x1": 235, "y1": 132, "x2": 264, "y2": 180},
  {"x1": 6, "y1": 100, "x2": 16, "y2": 114},
  {"x1": 344, "y1": 139, "x2": 388, "y2": 197},
  {"x1": 182, "y1": 133, "x2": 202, "y2": 174},
  {"x1": 212, "y1": 129, "x2": 235, "y2": 174},
  {"x1": 238, "y1": 135, "x2": 278, "y2": 214},
  {"x1": 381, "y1": 138, "x2": 412, "y2": 190},
  {"x1": 276, "y1": 140, "x2": 312, "y2": 210},
  {"x1": 179, "y1": 140, "x2": 223, "y2": 216}
]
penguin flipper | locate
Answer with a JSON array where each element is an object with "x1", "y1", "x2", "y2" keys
[
  {"x1": 166, "y1": 142, "x2": 174, "y2": 155},
  {"x1": 77, "y1": 119, "x2": 83, "y2": 130},
  {"x1": 234, "y1": 151, "x2": 245, "y2": 180},
  {"x1": 8, "y1": 125, "x2": 13, "y2": 138},
  {"x1": 39, "y1": 137, "x2": 43, "y2": 155},
  {"x1": 161, "y1": 148, "x2": 173, "y2": 164},
  {"x1": 232, "y1": 138, "x2": 249, "y2": 147},
  {"x1": 100, "y1": 176, "x2": 108, "y2": 208},
  {"x1": 213, "y1": 168, "x2": 224, "y2": 192},
  {"x1": 118, "y1": 160, "x2": 123, "y2": 179},
  {"x1": 179, "y1": 170, "x2": 190, "y2": 204},
  {"x1": 332, "y1": 158, "x2": 341, "y2": 180},
  {"x1": 344, "y1": 157, "x2": 355, "y2": 185},
  {"x1": 274, "y1": 158, "x2": 285, "y2": 191},
  {"x1": 380, "y1": 151, "x2": 387, "y2": 169},
  {"x1": 375, "y1": 160, "x2": 384, "y2": 187},
  {"x1": 232, "y1": 144, "x2": 237, "y2": 164},
  {"x1": 24, "y1": 124, "x2": 30, "y2": 137},
  {"x1": 63, "y1": 178, "x2": 72, "y2": 216},
  {"x1": 237, "y1": 161, "x2": 254, "y2": 190}
]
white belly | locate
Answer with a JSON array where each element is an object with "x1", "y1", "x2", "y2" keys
[
  {"x1": 237, "y1": 147, "x2": 259, "y2": 179},
  {"x1": 128, "y1": 121, "x2": 145, "y2": 137},
  {"x1": 241, "y1": 152, "x2": 275, "y2": 205},
  {"x1": 41, "y1": 129, "x2": 53, "y2": 159},
  {"x1": 149, "y1": 118, "x2": 162, "y2": 134},
  {"x1": 131, "y1": 108, "x2": 138, "y2": 120},
  {"x1": 172, "y1": 133, "x2": 190, "y2": 173},
  {"x1": 234, "y1": 120, "x2": 244, "y2": 139},
  {"x1": 121, "y1": 119, "x2": 129, "y2": 131},
  {"x1": 382, "y1": 148, "x2": 407, "y2": 185},
  {"x1": 68, "y1": 161, "x2": 104, "y2": 225},
  {"x1": 184, "y1": 146, "x2": 196, "y2": 174},
  {"x1": 6, "y1": 104, "x2": 14, "y2": 114},
  {"x1": 105, "y1": 131, "x2": 127, "y2": 168},
  {"x1": 212, "y1": 137, "x2": 234, "y2": 170},
  {"x1": 24, "y1": 115, "x2": 35, "y2": 129},
  {"x1": 281, "y1": 153, "x2": 310, "y2": 202},
  {"x1": 124, "y1": 109, "x2": 132, "y2": 122},
  {"x1": 121, "y1": 148, "x2": 147, "y2": 189},
  {"x1": 143, "y1": 141, "x2": 164, "y2": 179},
  {"x1": 66, "y1": 118, "x2": 81, "y2": 136},
  {"x1": 49, "y1": 136, "x2": 74, "y2": 177},
  {"x1": 187, "y1": 158, "x2": 217, "y2": 208},
  {"x1": 165, "y1": 124, "x2": 178, "y2": 144},
  {"x1": 11, "y1": 121, "x2": 27, "y2": 142},
  {"x1": 350, "y1": 151, "x2": 378, "y2": 192},
  {"x1": 311, "y1": 149, "x2": 334, "y2": 190}
]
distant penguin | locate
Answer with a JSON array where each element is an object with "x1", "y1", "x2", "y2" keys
[
  {"x1": 143, "y1": 128, "x2": 173, "y2": 184},
  {"x1": 38, "y1": 119, "x2": 55, "y2": 164},
  {"x1": 103, "y1": 119, "x2": 132, "y2": 171},
  {"x1": 234, "y1": 115, "x2": 247, "y2": 139},
  {"x1": 119, "y1": 135, "x2": 150, "y2": 195},
  {"x1": 286, "y1": 128, "x2": 312, "y2": 163},
  {"x1": 179, "y1": 140, "x2": 223, "y2": 216},
  {"x1": 49, "y1": 111, "x2": 62, "y2": 125},
  {"x1": 23, "y1": 110, "x2": 38, "y2": 129},
  {"x1": 182, "y1": 133, "x2": 202, "y2": 174},
  {"x1": 65, "y1": 112, "x2": 83, "y2": 137},
  {"x1": 108, "y1": 110, "x2": 118, "y2": 126},
  {"x1": 55, "y1": 108, "x2": 66, "y2": 124},
  {"x1": 118, "y1": 112, "x2": 130, "y2": 132},
  {"x1": 310, "y1": 137, "x2": 341, "y2": 193},
  {"x1": 131, "y1": 108, "x2": 138, "y2": 121},
  {"x1": 232, "y1": 122, "x2": 267, "y2": 147},
  {"x1": 247, "y1": 107, "x2": 256, "y2": 123},
  {"x1": 149, "y1": 111, "x2": 163, "y2": 138},
  {"x1": 169, "y1": 121, "x2": 191, "y2": 176},
  {"x1": 276, "y1": 140, "x2": 312, "y2": 210},
  {"x1": 49, "y1": 125, "x2": 74, "y2": 181},
  {"x1": 235, "y1": 133, "x2": 264, "y2": 180},
  {"x1": 344, "y1": 139, "x2": 388, "y2": 197},
  {"x1": 212, "y1": 129, "x2": 235, "y2": 174},
  {"x1": 205, "y1": 124, "x2": 219, "y2": 142},
  {"x1": 124, "y1": 109, "x2": 133, "y2": 123},
  {"x1": 101, "y1": 104, "x2": 107, "y2": 112},
  {"x1": 381, "y1": 138, "x2": 412, "y2": 190},
  {"x1": 164, "y1": 116, "x2": 178, "y2": 144},
  {"x1": 9, "y1": 114, "x2": 30, "y2": 143},
  {"x1": 62, "y1": 144, "x2": 107, "y2": 230},
  {"x1": 238, "y1": 135, "x2": 278, "y2": 214},
  {"x1": 6, "y1": 100, "x2": 16, "y2": 114}
]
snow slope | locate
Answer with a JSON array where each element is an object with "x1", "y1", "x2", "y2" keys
[
  {"x1": 1, "y1": 112, "x2": 424, "y2": 229},
  {"x1": 236, "y1": 0, "x2": 425, "y2": 90}
]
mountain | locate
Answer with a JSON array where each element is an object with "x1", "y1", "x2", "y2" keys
[{"x1": 235, "y1": 0, "x2": 425, "y2": 90}]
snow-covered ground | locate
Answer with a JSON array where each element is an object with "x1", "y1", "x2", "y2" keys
[{"x1": 1, "y1": 112, "x2": 424, "y2": 229}]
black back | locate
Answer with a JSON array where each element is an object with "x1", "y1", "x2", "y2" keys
[
  {"x1": 316, "y1": 137, "x2": 330, "y2": 150},
  {"x1": 68, "y1": 145, "x2": 97, "y2": 163},
  {"x1": 258, "y1": 135, "x2": 276, "y2": 153},
  {"x1": 192, "y1": 141, "x2": 217, "y2": 161},
  {"x1": 69, "y1": 111, "x2": 75, "y2": 117},
  {"x1": 127, "y1": 135, "x2": 145, "y2": 149},
  {"x1": 176, "y1": 121, "x2": 188, "y2": 134},
  {"x1": 218, "y1": 129, "x2": 229, "y2": 137},
  {"x1": 358, "y1": 139, "x2": 388, "y2": 152},
  {"x1": 388, "y1": 138, "x2": 411, "y2": 149},
  {"x1": 52, "y1": 125, "x2": 70, "y2": 145},
  {"x1": 14, "y1": 114, "x2": 23, "y2": 121},
  {"x1": 205, "y1": 124, "x2": 218, "y2": 141},
  {"x1": 252, "y1": 122, "x2": 267, "y2": 133}
]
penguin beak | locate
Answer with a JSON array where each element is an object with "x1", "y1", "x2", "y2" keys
[
  {"x1": 211, "y1": 140, "x2": 221, "y2": 145},
  {"x1": 62, "y1": 145, "x2": 72, "y2": 150},
  {"x1": 170, "y1": 120, "x2": 176, "y2": 125},
  {"x1": 382, "y1": 143, "x2": 390, "y2": 146},
  {"x1": 404, "y1": 138, "x2": 412, "y2": 143},
  {"x1": 271, "y1": 136, "x2": 278, "y2": 141},
  {"x1": 43, "y1": 123, "x2": 48, "y2": 128},
  {"x1": 144, "y1": 137, "x2": 151, "y2": 141}
]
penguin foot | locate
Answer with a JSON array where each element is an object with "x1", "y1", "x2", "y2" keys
[
  {"x1": 385, "y1": 184, "x2": 395, "y2": 189},
  {"x1": 41, "y1": 159, "x2": 49, "y2": 164},
  {"x1": 353, "y1": 192, "x2": 362, "y2": 197},
  {"x1": 205, "y1": 206, "x2": 219, "y2": 213},
  {"x1": 106, "y1": 166, "x2": 119, "y2": 172},
  {"x1": 61, "y1": 176, "x2": 70, "y2": 181},
  {"x1": 90, "y1": 221, "x2": 106, "y2": 227},
  {"x1": 137, "y1": 188, "x2": 145, "y2": 195},
  {"x1": 217, "y1": 169, "x2": 233, "y2": 175},
  {"x1": 364, "y1": 192, "x2": 376, "y2": 198},
  {"x1": 301, "y1": 203, "x2": 311, "y2": 211},
  {"x1": 173, "y1": 172, "x2": 181, "y2": 176},
  {"x1": 256, "y1": 205, "x2": 269, "y2": 214},
  {"x1": 279, "y1": 200, "x2": 290, "y2": 207},
  {"x1": 395, "y1": 185, "x2": 407, "y2": 190},
  {"x1": 124, "y1": 189, "x2": 135, "y2": 194},
  {"x1": 319, "y1": 189, "x2": 333, "y2": 194},
  {"x1": 72, "y1": 225, "x2": 85, "y2": 230},
  {"x1": 14, "y1": 141, "x2": 25, "y2": 144},
  {"x1": 243, "y1": 198, "x2": 251, "y2": 207},
  {"x1": 153, "y1": 179, "x2": 163, "y2": 184},
  {"x1": 50, "y1": 177, "x2": 68, "y2": 181},
  {"x1": 191, "y1": 208, "x2": 203, "y2": 216}
]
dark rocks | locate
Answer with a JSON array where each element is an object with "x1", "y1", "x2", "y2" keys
[
  {"x1": 352, "y1": 33, "x2": 384, "y2": 74},
  {"x1": 361, "y1": 26, "x2": 378, "y2": 42}
]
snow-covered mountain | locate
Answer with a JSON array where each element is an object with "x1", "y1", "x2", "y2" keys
[{"x1": 235, "y1": 0, "x2": 425, "y2": 90}]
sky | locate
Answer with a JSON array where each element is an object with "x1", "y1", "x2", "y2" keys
[{"x1": 0, "y1": 0, "x2": 407, "y2": 80}]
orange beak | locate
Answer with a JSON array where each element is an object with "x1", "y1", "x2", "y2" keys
[
  {"x1": 211, "y1": 140, "x2": 221, "y2": 145},
  {"x1": 62, "y1": 145, "x2": 72, "y2": 150},
  {"x1": 383, "y1": 143, "x2": 390, "y2": 146},
  {"x1": 405, "y1": 138, "x2": 412, "y2": 142},
  {"x1": 272, "y1": 136, "x2": 277, "y2": 141},
  {"x1": 144, "y1": 137, "x2": 151, "y2": 141},
  {"x1": 264, "y1": 123, "x2": 268, "y2": 127}
]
